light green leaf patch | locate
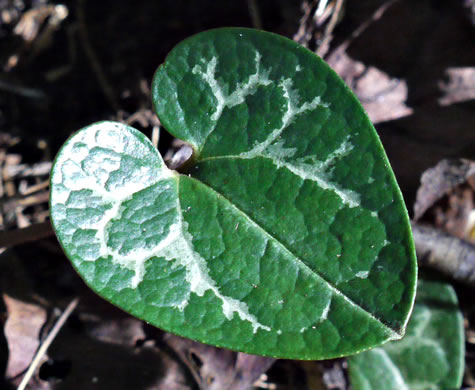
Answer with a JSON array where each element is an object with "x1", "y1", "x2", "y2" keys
[
  {"x1": 50, "y1": 28, "x2": 417, "y2": 359},
  {"x1": 348, "y1": 279, "x2": 465, "y2": 390}
]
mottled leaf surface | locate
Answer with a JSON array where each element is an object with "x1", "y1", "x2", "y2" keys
[
  {"x1": 348, "y1": 279, "x2": 465, "y2": 390},
  {"x1": 50, "y1": 28, "x2": 417, "y2": 359}
]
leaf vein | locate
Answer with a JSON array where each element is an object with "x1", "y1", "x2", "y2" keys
[{"x1": 185, "y1": 175, "x2": 401, "y2": 338}]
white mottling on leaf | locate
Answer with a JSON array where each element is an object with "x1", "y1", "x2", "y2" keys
[
  {"x1": 210, "y1": 75, "x2": 361, "y2": 209},
  {"x1": 51, "y1": 122, "x2": 171, "y2": 207},
  {"x1": 321, "y1": 298, "x2": 331, "y2": 320},
  {"x1": 355, "y1": 270, "x2": 369, "y2": 279},
  {"x1": 370, "y1": 349, "x2": 410, "y2": 390},
  {"x1": 51, "y1": 123, "x2": 174, "y2": 267},
  {"x1": 52, "y1": 124, "x2": 271, "y2": 334},
  {"x1": 192, "y1": 52, "x2": 362, "y2": 210},
  {"x1": 411, "y1": 306, "x2": 432, "y2": 337},
  {"x1": 254, "y1": 136, "x2": 361, "y2": 208},
  {"x1": 192, "y1": 52, "x2": 272, "y2": 142},
  {"x1": 193, "y1": 53, "x2": 375, "y2": 211},
  {"x1": 150, "y1": 209, "x2": 271, "y2": 334},
  {"x1": 97, "y1": 203, "x2": 271, "y2": 333},
  {"x1": 239, "y1": 78, "x2": 329, "y2": 159},
  {"x1": 299, "y1": 296, "x2": 332, "y2": 334}
]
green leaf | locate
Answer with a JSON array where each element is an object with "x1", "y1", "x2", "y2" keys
[
  {"x1": 50, "y1": 28, "x2": 417, "y2": 360},
  {"x1": 348, "y1": 279, "x2": 465, "y2": 390}
]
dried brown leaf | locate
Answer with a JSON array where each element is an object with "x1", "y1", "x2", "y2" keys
[
  {"x1": 4, "y1": 294, "x2": 47, "y2": 380},
  {"x1": 164, "y1": 334, "x2": 275, "y2": 390},
  {"x1": 83, "y1": 317, "x2": 145, "y2": 347},
  {"x1": 414, "y1": 159, "x2": 475, "y2": 240},
  {"x1": 327, "y1": 51, "x2": 413, "y2": 123},
  {"x1": 438, "y1": 67, "x2": 475, "y2": 106}
]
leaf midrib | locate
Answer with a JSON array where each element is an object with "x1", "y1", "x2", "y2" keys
[{"x1": 177, "y1": 173, "x2": 403, "y2": 339}]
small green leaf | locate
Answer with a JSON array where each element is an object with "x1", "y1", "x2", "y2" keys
[
  {"x1": 348, "y1": 279, "x2": 465, "y2": 390},
  {"x1": 50, "y1": 28, "x2": 417, "y2": 359}
]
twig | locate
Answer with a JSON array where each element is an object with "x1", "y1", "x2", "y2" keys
[
  {"x1": 330, "y1": 0, "x2": 399, "y2": 56},
  {"x1": 19, "y1": 179, "x2": 49, "y2": 196},
  {"x1": 316, "y1": 0, "x2": 345, "y2": 57},
  {"x1": 0, "y1": 221, "x2": 54, "y2": 248},
  {"x1": 76, "y1": 0, "x2": 119, "y2": 112},
  {"x1": 253, "y1": 374, "x2": 277, "y2": 389},
  {"x1": 17, "y1": 298, "x2": 79, "y2": 390},
  {"x1": 0, "y1": 79, "x2": 46, "y2": 100},
  {"x1": 247, "y1": 0, "x2": 263, "y2": 30},
  {"x1": 17, "y1": 191, "x2": 49, "y2": 208},
  {"x1": 3, "y1": 161, "x2": 51, "y2": 179},
  {"x1": 151, "y1": 126, "x2": 160, "y2": 149},
  {"x1": 316, "y1": 0, "x2": 330, "y2": 19},
  {"x1": 293, "y1": 0, "x2": 318, "y2": 46},
  {"x1": 412, "y1": 221, "x2": 475, "y2": 285}
]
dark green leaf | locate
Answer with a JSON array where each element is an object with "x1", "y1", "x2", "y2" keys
[
  {"x1": 348, "y1": 279, "x2": 465, "y2": 390},
  {"x1": 50, "y1": 28, "x2": 417, "y2": 359}
]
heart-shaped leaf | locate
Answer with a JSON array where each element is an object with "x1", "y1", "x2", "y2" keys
[
  {"x1": 50, "y1": 28, "x2": 417, "y2": 359},
  {"x1": 348, "y1": 279, "x2": 465, "y2": 390}
]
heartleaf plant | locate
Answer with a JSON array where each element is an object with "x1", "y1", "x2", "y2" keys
[
  {"x1": 348, "y1": 279, "x2": 465, "y2": 390},
  {"x1": 50, "y1": 28, "x2": 417, "y2": 360}
]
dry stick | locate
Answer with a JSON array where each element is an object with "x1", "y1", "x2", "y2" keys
[
  {"x1": 293, "y1": 0, "x2": 318, "y2": 46},
  {"x1": 151, "y1": 125, "x2": 160, "y2": 149},
  {"x1": 3, "y1": 162, "x2": 52, "y2": 179},
  {"x1": 77, "y1": 0, "x2": 119, "y2": 112},
  {"x1": 412, "y1": 221, "x2": 475, "y2": 285},
  {"x1": 247, "y1": 0, "x2": 263, "y2": 30},
  {"x1": 0, "y1": 220, "x2": 54, "y2": 248},
  {"x1": 316, "y1": 0, "x2": 345, "y2": 57},
  {"x1": 17, "y1": 298, "x2": 79, "y2": 390},
  {"x1": 20, "y1": 179, "x2": 49, "y2": 196},
  {"x1": 17, "y1": 191, "x2": 49, "y2": 208},
  {"x1": 330, "y1": 0, "x2": 399, "y2": 56}
]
